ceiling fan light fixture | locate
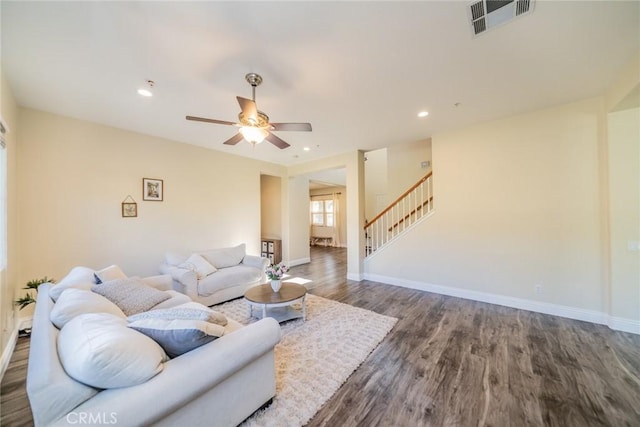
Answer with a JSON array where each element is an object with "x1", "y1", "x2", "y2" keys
[
  {"x1": 240, "y1": 126, "x2": 268, "y2": 144},
  {"x1": 186, "y1": 73, "x2": 310, "y2": 150}
]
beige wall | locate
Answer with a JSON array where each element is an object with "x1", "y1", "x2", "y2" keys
[
  {"x1": 364, "y1": 148, "x2": 387, "y2": 220},
  {"x1": 387, "y1": 138, "x2": 432, "y2": 202},
  {"x1": 364, "y1": 139, "x2": 432, "y2": 221},
  {"x1": 366, "y1": 97, "x2": 608, "y2": 314},
  {"x1": 16, "y1": 109, "x2": 284, "y2": 283},
  {"x1": 286, "y1": 175, "x2": 310, "y2": 265},
  {"x1": 1, "y1": 65, "x2": 19, "y2": 359},
  {"x1": 260, "y1": 174, "x2": 282, "y2": 240},
  {"x1": 607, "y1": 107, "x2": 640, "y2": 324}
]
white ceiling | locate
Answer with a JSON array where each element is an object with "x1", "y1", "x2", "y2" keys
[
  {"x1": 2, "y1": 1, "x2": 638, "y2": 166},
  {"x1": 308, "y1": 168, "x2": 347, "y2": 189}
]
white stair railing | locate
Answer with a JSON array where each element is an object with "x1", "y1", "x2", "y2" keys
[{"x1": 365, "y1": 172, "x2": 433, "y2": 256}]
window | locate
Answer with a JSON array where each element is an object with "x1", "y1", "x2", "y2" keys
[{"x1": 310, "y1": 199, "x2": 334, "y2": 226}]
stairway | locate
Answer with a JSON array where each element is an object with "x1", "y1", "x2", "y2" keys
[{"x1": 365, "y1": 172, "x2": 433, "y2": 257}]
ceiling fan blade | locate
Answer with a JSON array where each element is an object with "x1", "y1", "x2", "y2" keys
[
  {"x1": 270, "y1": 123, "x2": 312, "y2": 132},
  {"x1": 265, "y1": 132, "x2": 290, "y2": 149},
  {"x1": 236, "y1": 97, "x2": 258, "y2": 122},
  {"x1": 222, "y1": 133, "x2": 245, "y2": 146},
  {"x1": 186, "y1": 116, "x2": 236, "y2": 126}
]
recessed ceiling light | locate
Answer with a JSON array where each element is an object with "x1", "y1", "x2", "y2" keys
[
  {"x1": 417, "y1": 111, "x2": 429, "y2": 118},
  {"x1": 303, "y1": 147, "x2": 310, "y2": 151},
  {"x1": 137, "y1": 80, "x2": 155, "y2": 97}
]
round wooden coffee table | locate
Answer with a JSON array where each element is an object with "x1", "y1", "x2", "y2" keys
[{"x1": 244, "y1": 283, "x2": 307, "y2": 323}]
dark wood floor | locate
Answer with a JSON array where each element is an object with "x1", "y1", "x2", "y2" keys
[
  {"x1": 2, "y1": 246, "x2": 639, "y2": 426},
  {"x1": 1, "y1": 335, "x2": 31, "y2": 427}
]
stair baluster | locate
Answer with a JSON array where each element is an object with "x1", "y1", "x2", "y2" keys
[{"x1": 364, "y1": 172, "x2": 433, "y2": 256}]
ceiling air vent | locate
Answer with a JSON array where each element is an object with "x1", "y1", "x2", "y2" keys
[{"x1": 468, "y1": 0, "x2": 535, "y2": 36}]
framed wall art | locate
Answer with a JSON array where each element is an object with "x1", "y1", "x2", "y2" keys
[
  {"x1": 143, "y1": 178, "x2": 163, "y2": 201},
  {"x1": 121, "y1": 195, "x2": 137, "y2": 218},
  {"x1": 122, "y1": 202, "x2": 137, "y2": 218}
]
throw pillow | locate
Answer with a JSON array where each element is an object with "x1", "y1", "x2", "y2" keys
[
  {"x1": 174, "y1": 301, "x2": 228, "y2": 326},
  {"x1": 93, "y1": 265, "x2": 127, "y2": 284},
  {"x1": 58, "y1": 313, "x2": 167, "y2": 389},
  {"x1": 50, "y1": 288, "x2": 126, "y2": 329},
  {"x1": 92, "y1": 277, "x2": 171, "y2": 316},
  {"x1": 201, "y1": 243, "x2": 246, "y2": 269},
  {"x1": 178, "y1": 253, "x2": 217, "y2": 280},
  {"x1": 49, "y1": 266, "x2": 96, "y2": 302},
  {"x1": 127, "y1": 303, "x2": 227, "y2": 326},
  {"x1": 165, "y1": 252, "x2": 187, "y2": 267},
  {"x1": 149, "y1": 290, "x2": 192, "y2": 310},
  {"x1": 129, "y1": 318, "x2": 226, "y2": 358}
]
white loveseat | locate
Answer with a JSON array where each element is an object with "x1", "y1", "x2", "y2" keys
[
  {"x1": 159, "y1": 243, "x2": 269, "y2": 306},
  {"x1": 26, "y1": 267, "x2": 281, "y2": 427}
]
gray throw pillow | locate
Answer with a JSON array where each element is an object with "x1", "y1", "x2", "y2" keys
[
  {"x1": 92, "y1": 277, "x2": 171, "y2": 316},
  {"x1": 129, "y1": 318, "x2": 226, "y2": 358}
]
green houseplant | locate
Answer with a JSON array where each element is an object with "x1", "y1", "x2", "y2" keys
[{"x1": 15, "y1": 276, "x2": 55, "y2": 310}]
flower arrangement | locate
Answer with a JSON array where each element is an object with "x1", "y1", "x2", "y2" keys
[{"x1": 265, "y1": 262, "x2": 289, "y2": 281}]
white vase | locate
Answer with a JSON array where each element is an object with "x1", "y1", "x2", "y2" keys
[{"x1": 270, "y1": 279, "x2": 282, "y2": 292}]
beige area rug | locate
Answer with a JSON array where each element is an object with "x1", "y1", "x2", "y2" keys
[{"x1": 214, "y1": 293, "x2": 397, "y2": 427}]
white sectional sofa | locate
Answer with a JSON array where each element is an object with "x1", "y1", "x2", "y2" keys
[
  {"x1": 26, "y1": 267, "x2": 281, "y2": 427},
  {"x1": 159, "y1": 243, "x2": 269, "y2": 306}
]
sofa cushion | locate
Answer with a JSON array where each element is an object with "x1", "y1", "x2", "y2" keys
[
  {"x1": 179, "y1": 253, "x2": 217, "y2": 280},
  {"x1": 49, "y1": 266, "x2": 96, "y2": 302},
  {"x1": 129, "y1": 318, "x2": 226, "y2": 358},
  {"x1": 139, "y1": 274, "x2": 172, "y2": 291},
  {"x1": 128, "y1": 302, "x2": 227, "y2": 326},
  {"x1": 93, "y1": 264, "x2": 127, "y2": 284},
  {"x1": 197, "y1": 265, "x2": 262, "y2": 297},
  {"x1": 50, "y1": 288, "x2": 126, "y2": 329},
  {"x1": 92, "y1": 277, "x2": 171, "y2": 316},
  {"x1": 58, "y1": 313, "x2": 167, "y2": 389},
  {"x1": 201, "y1": 244, "x2": 246, "y2": 269}
]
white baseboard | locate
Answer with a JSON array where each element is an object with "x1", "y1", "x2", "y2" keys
[
  {"x1": 288, "y1": 257, "x2": 311, "y2": 267},
  {"x1": 346, "y1": 272, "x2": 364, "y2": 282},
  {"x1": 364, "y1": 273, "x2": 639, "y2": 335},
  {"x1": 18, "y1": 316, "x2": 33, "y2": 331},
  {"x1": 0, "y1": 326, "x2": 18, "y2": 383},
  {"x1": 0, "y1": 316, "x2": 34, "y2": 382},
  {"x1": 608, "y1": 316, "x2": 640, "y2": 335}
]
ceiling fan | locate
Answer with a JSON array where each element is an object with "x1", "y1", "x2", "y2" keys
[{"x1": 186, "y1": 73, "x2": 312, "y2": 149}]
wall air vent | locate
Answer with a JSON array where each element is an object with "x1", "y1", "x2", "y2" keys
[{"x1": 468, "y1": 0, "x2": 535, "y2": 36}]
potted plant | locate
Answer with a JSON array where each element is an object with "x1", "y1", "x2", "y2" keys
[
  {"x1": 265, "y1": 262, "x2": 289, "y2": 292},
  {"x1": 15, "y1": 276, "x2": 55, "y2": 310}
]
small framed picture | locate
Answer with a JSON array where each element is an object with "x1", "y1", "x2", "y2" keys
[
  {"x1": 143, "y1": 178, "x2": 163, "y2": 201},
  {"x1": 122, "y1": 202, "x2": 137, "y2": 218}
]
